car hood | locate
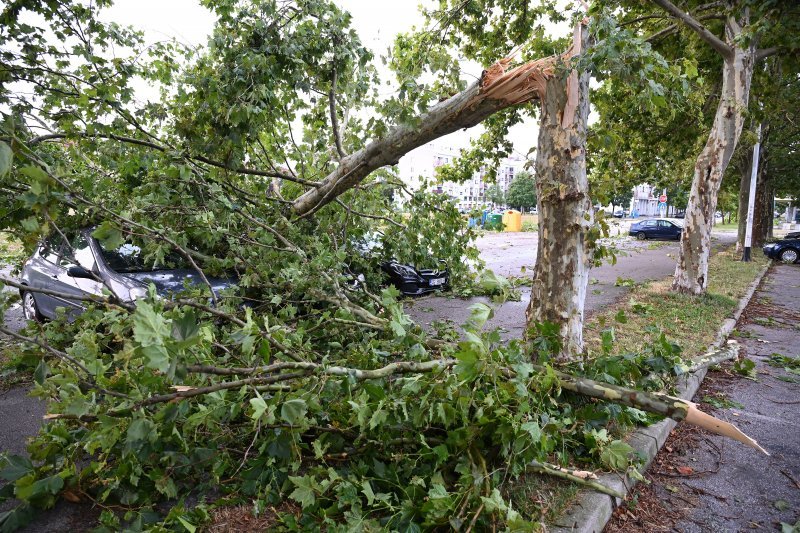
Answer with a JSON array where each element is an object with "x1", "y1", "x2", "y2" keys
[{"x1": 120, "y1": 269, "x2": 236, "y2": 295}]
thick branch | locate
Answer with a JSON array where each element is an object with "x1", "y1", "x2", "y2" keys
[
  {"x1": 755, "y1": 47, "x2": 781, "y2": 62},
  {"x1": 290, "y1": 31, "x2": 586, "y2": 217},
  {"x1": 649, "y1": 0, "x2": 733, "y2": 58},
  {"x1": 329, "y1": 66, "x2": 346, "y2": 160}
]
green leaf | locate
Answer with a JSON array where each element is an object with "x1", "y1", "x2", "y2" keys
[
  {"x1": 280, "y1": 399, "x2": 307, "y2": 425},
  {"x1": 250, "y1": 396, "x2": 268, "y2": 421},
  {"x1": 361, "y1": 480, "x2": 375, "y2": 506},
  {"x1": 177, "y1": 516, "x2": 197, "y2": 533},
  {"x1": 92, "y1": 221, "x2": 125, "y2": 251},
  {"x1": 521, "y1": 421, "x2": 542, "y2": 442},
  {"x1": 0, "y1": 504, "x2": 35, "y2": 531},
  {"x1": 172, "y1": 310, "x2": 200, "y2": 343},
  {"x1": 132, "y1": 301, "x2": 172, "y2": 372},
  {"x1": 33, "y1": 359, "x2": 49, "y2": 385},
  {"x1": 19, "y1": 165, "x2": 48, "y2": 182},
  {"x1": 0, "y1": 456, "x2": 33, "y2": 482},
  {"x1": 466, "y1": 302, "x2": 494, "y2": 330},
  {"x1": 126, "y1": 418, "x2": 156, "y2": 445},
  {"x1": 0, "y1": 141, "x2": 12, "y2": 177},
  {"x1": 15, "y1": 475, "x2": 64, "y2": 502},
  {"x1": 288, "y1": 475, "x2": 317, "y2": 508},
  {"x1": 600, "y1": 440, "x2": 636, "y2": 471}
]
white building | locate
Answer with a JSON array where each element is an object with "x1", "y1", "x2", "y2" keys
[
  {"x1": 397, "y1": 141, "x2": 526, "y2": 211},
  {"x1": 630, "y1": 184, "x2": 681, "y2": 217}
]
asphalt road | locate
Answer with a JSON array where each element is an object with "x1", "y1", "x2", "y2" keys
[{"x1": 407, "y1": 231, "x2": 736, "y2": 340}]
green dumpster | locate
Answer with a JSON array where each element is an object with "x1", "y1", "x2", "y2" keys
[{"x1": 485, "y1": 212, "x2": 503, "y2": 230}]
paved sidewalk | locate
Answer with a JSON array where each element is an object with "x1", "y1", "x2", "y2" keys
[{"x1": 606, "y1": 263, "x2": 800, "y2": 532}]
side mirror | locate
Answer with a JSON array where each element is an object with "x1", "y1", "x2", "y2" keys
[{"x1": 67, "y1": 265, "x2": 94, "y2": 279}]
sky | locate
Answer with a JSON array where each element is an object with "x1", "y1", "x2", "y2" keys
[{"x1": 100, "y1": 0, "x2": 545, "y2": 157}]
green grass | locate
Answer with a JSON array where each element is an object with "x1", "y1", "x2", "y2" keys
[
  {"x1": 586, "y1": 248, "x2": 768, "y2": 358},
  {"x1": 713, "y1": 222, "x2": 739, "y2": 231}
]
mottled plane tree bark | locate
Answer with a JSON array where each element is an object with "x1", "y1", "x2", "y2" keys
[
  {"x1": 526, "y1": 22, "x2": 593, "y2": 359},
  {"x1": 648, "y1": 0, "x2": 786, "y2": 294}
]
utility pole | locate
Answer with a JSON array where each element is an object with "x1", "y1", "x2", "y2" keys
[{"x1": 742, "y1": 124, "x2": 762, "y2": 262}]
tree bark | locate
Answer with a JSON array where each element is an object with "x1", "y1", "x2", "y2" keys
[
  {"x1": 526, "y1": 23, "x2": 592, "y2": 360},
  {"x1": 673, "y1": 19, "x2": 756, "y2": 294}
]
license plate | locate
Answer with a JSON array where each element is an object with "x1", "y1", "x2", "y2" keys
[{"x1": 430, "y1": 278, "x2": 446, "y2": 286}]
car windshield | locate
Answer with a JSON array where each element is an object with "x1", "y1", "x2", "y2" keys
[{"x1": 97, "y1": 241, "x2": 188, "y2": 273}]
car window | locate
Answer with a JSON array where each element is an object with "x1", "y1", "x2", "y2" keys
[
  {"x1": 61, "y1": 233, "x2": 97, "y2": 271},
  {"x1": 643, "y1": 221, "x2": 655, "y2": 227},
  {"x1": 97, "y1": 240, "x2": 188, "y2": 273},
  {"x1": 39, "y1": 235, "x2": 66, "y2": 264},
  {"x1": 658, "y1": 220, "x2": 669, "y2": 228}
]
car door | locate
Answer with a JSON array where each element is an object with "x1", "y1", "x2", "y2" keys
[
  {"x1": 656, "y1": 220, "x2": 671, "y2": 239},
  {"x1": 25, "y1": 237, "x2": 67, "y2": 319},
  {"x1": 56, "y1": 232, "x2": 105, "y2": 318},
  {"x1": 665, "y1": 221, "x2": 680, "y2": 239}
]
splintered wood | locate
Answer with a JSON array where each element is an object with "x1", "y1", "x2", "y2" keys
[{"x1": 475, "y1": 20, "x2": 584, "y2": 108}]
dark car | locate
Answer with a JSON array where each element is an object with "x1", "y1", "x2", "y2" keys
[
  {"x1": 628, "y1": 219, "x2": 683, "y2": 240},
  {"x1": 380, "y1": 260, "x2": 449, "y2": 296},
  {"x1": 612, "y1": 209, "x2": 626, "y2": 218},
  {"x1": 763, "y1": 237, "x2": 800, "y2": 264},
  {"x1": 351, "y1": 236, "x2": 449, "y2": 296},
  {"x1": 19, "y1": 229, "x2": 234, "y2": 321}
]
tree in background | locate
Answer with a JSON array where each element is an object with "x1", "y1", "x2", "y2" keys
[
  {"x1": 505, "y1": 170, "x2": 536, "y2": 211},
  {"x1": 644, "y1": 0, "x2": 798, "y2": 294},
  {"x1": 485, "y1": 183, "x2": 506, "y2": 207}
]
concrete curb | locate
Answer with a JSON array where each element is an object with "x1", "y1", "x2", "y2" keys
[{"x1": 548, "y1": 260, "x2": 772, "y2": 533}]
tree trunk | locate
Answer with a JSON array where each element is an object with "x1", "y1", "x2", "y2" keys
[
  {"x1": 526, "y1": 24, "x2": 592, "y2": 361},
  {"x1": 752, "y1": 156, "x2": 771, "y2": 248},
  {"x1": 673, "y1": 22, "x2": 755, "y2": 295}
]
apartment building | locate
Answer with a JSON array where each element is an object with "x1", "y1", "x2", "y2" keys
[{"x1": 397, "y1": 141, "x2": 526, "y2": 211}]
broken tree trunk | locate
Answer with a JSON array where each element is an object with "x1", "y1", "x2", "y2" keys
[
  {"x1": 553, "y1": 366, "x2": 768, "y2": 454},
  {"x1": 671, "y1": 16, "x2": 756, "y2": 294},
  {"x1": 526, "y1": 21, "x2": 593, "y2": 360},
  {"x1": 290, "y1": 28, "x2": 585, "y2": 217}
]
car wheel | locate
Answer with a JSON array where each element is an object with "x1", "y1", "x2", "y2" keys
[
  {"x1": 22, "y1": 291, "x2": 42, "y2": 322},
  {"x1": 780, "y1": 248, "x2": 799, "y2": 264},
  {"x1": 636, "y1": 232, "x2": 647, "y2": 241}
]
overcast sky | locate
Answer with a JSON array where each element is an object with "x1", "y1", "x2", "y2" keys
[{"x1": 100, "y1": 0, "x2": 543, "y2": 157}]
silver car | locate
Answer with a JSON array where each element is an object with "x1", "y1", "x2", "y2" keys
[{"x1": 19, "y1": 229, "x2": 233, "y2": 321}]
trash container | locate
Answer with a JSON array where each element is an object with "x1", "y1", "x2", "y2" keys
[
  {"x1": 485, "y1": 212, "x2": 503, "y2": 229},
  {"x1": 502, "y1": 210, "x2": 522, "y2": 232}
]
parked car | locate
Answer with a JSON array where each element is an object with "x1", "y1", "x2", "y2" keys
[
  {"x1": 628, "y1": 219, "x2": 683, "y2": 240},
  {"x1": 19, "y1": 229, "x2": 235, "y2": 321},
  {"x1": 380, "y1": 260, "x2": 449, "y2": 296},
  {"x1": 351, "y1": 236, "x2": 449, "y2": 296},
  {"x1": 612, "y1": 209, "x2": 626, "y2": 218},
  {"x1": 763, "y1": 236, "x2": 800, "y2": 264}
]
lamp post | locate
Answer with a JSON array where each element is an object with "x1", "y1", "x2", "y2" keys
[{"x1": 742, "y1": 124, "x2": 762, "y2": 262}]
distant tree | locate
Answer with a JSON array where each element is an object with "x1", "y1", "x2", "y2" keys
[
  {"x1": 611, "y1": 188, "x2": 633, "y2": 214},
  {"x1": 506, "y1": 171, "x2": 536, "y2": 211},
  {"x1": 485, "y1": 184, "x2": 505, "y2": 206}
]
